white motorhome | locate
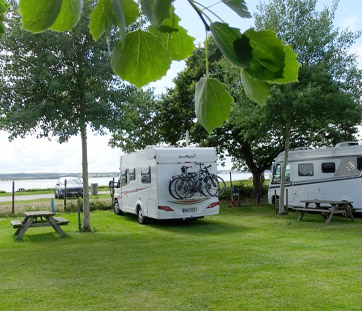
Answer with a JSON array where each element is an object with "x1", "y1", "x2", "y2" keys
[
  {"x1": 268, "y1": 142, "x2": 362, "y2": 212},
  {"x1": 112, "y1": 146, "x2": 220, "y2": 224}
]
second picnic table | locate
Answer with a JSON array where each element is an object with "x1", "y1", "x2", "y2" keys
[
  {"x1": 294, "y1": 199, "x2": 355, "y2": 225},
  {"x1": 11, "y1": 211, "x2": 69, "y2": 240}
]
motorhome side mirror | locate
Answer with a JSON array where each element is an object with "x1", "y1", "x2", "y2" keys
[{"x1": 109, "y1": 181, "x2": 120, "y2": 189}]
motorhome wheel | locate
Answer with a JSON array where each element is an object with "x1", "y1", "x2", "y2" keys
[
  {"x1": 137, "y1": 207, "x2": 146, "y2": 225},
  {"x1": 114, "y1": 201, "x2": 123, "y2": 215}
]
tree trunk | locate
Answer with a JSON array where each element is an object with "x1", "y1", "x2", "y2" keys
[
  {"x1": 81, "y1": 123, "x2": 91, "y2": 231},
  {"x1": 278, "y1": 117, "x2": 291, "y2": 215},
  {"x1": 251, "y1": 171, "x2": 263, "y2": 199},
  {"x1": 251, "y1": 170, "x2": 264, "y2": 204}
]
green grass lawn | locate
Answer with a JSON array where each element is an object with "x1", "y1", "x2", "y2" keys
[{"x1": 1, "y1": 203, "x2": 362, "y2": 310}]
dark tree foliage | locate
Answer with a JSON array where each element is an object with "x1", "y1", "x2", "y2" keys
[{"x1": 0, "y1": 1, "x2": 145, "y2": 230}]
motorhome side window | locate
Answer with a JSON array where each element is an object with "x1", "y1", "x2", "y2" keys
[
  {"x1": 321, "y1": 162, "x2": 335, "y2": 173},
  {"x1": 358, "y1": 157, "x2": 362, "y2": 170},
  {"x1": 298, "y1": 163, "x2": 314, "y2": 176},
  {"x1": 141, "y1": 166, "x2": 151, "y2": 183},
  {"x1": 120, "y1": 169, "x2": 128, "y2": 185},
  {"x1": 271, "y1": 164, "x2": 290, "y2": 184},
  {"x1": 129, "y1": 168, "x2": 136, "y2": 181}
]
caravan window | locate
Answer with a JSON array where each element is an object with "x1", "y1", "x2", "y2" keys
[
  {"x1": 358, "y1": 157, "x2": 362, "y2": 170},
  {"x1": 298, "y1": 163, "x2": 314, "y2": 176},
  {"x1": 141, "y1": 166, "x2": 151, "y2": 184},
  {"x1": 322, "y1": 162, "x2": 335, "y2": 173},
  {"x1": 129, "y1": 168, "x2": 136, "y2": 181},
  {"x1": 271, "y1": 164, "x2": 290, "y2": 184},
  {"x1": 120, "y1": 169, "x2": 128, "y2": 185}
]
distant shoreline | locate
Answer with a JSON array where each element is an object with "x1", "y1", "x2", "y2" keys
[{"x1": 0, "y1": 172, "x2": 119, "y2": 181}]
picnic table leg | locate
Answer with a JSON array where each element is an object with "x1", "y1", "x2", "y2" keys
[
  {"x1": 14, "y1": 216, "x2": 28, "y2": 236},
  {"x1": 342, "y1": 204, "x2": 355, "y2": 221},
  {"x1": 15, "y1": 216, "x2": 35, "y2": 240},
  {"x1": 325, "y1": 204, "x2": 337, "y2": 225},
  {"x1": 298, "y1": 211, "x2": 305, "y2": 221},
  {"x1": 48, "y1": 216, "x2": 66, "y2": 237}
]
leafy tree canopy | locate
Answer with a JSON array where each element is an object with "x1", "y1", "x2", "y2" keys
[
  {"x1": 110, "y1": 0, "x2": 362, "y2": 197},
  {"x1": 1, "y1": 0, "x2": 300, "y2": 133}
]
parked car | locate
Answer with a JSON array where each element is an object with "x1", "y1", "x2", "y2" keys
[{"x1": 55, "y1": 177, "x2": 83, "y2": 199}]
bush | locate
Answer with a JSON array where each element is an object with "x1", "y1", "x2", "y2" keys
[
  {"x1": 64, "y1": 197, "x2": 112, "y2": 213},
  {"x1": 219, "y1": 180, "x2": 269, "y2": 201}
]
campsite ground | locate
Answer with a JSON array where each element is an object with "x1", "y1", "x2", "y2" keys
[{"x1": 1, "y1": 202, "x2": 362, "y2": 310}]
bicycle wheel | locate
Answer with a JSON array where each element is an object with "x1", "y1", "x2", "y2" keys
[
  {"x1": 175, "y1": 177, "x2": 193, "y2": 199},
  {"x1": 205, "y1": 175, "x2": 226, "y2": 197},
  {"x1": 169, "y1": 176, "x2": 181, "y2": 199}
]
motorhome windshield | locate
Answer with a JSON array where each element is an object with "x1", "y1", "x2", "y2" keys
[{"x1": 271, "y1": 164, "x2": 290, "y2": 184}]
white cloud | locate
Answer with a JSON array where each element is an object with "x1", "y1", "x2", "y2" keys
[{"x1": 0, "y1": 130, "x2": 121, "y2": 174}]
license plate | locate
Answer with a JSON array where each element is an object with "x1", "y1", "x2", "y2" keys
[{"x1": 182, "y1": 208, "x2": 197, "y2": 213}]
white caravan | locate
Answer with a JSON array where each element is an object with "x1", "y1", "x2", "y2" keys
[
  {"x1": 268, "y1": 142, "x2": 362, "y2": 212},
  {"x1": 112, "y1": 146, "x2": 220, "y2": 224}
]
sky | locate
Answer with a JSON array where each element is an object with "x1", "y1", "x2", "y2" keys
[{"x1": 1, "y1": 0, "x2": 362, "y2": 174}]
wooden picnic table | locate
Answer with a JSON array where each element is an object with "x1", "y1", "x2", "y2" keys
[
  {"x1": 294, "y1": 200, "x2": 354, "y2": 225},
  {"x1": 11, "y1": 211, "x2": 69, "y2": 240}
]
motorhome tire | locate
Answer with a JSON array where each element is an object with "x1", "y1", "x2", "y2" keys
[
  {"x1": 114, "y1": 201, "x2": 123, "y2": 215},
  {"x1": 137, "y1": 207, "x2": 147, "y2": 225}
]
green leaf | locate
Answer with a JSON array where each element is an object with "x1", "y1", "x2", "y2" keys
[
  {"x1": 0, "y1": 0, "x2": 10, "y2": 14},
  {"x1": 150, "y1": 24, "x2": 195, "y2": 61},
  {"x1": 112, "y1": 0, "x2": 126, "y2": 44},
  {"x1": 20, "y1": 0, "x2": 62, "y2": 33},
  {"x1": 111, "y1": 30, "x2": 172, "y2": 88},
  {"x1": 210, "y1": 22, "x2": 252, "y2": 67},
  {"x1": 243, "y1": 28, "x2": 285, "y2": 81},
  {"x1": 240, "y1": 68, "x2": 269, "y2": 106},
  {"x1": 0, "y1": 0, "x2": 9, "y2": 37},
  {"x1": 89, "y1": 1, "x2": 106, "y2": 41},
  {"x1": 89, "y1": 0, "x2": 139, "y2": 41},
  {"x1": 222, "y1": 0, "x2": 251, "y2": 18},
  {"x1": 163, "y1": 26, "x2": 195, "y2": 60},
  {"x1": 195, "y1": 77, "x2": 233, "y2": 133},
  {"x1": 140, "y1": 0, "x2": 153, "y2": 23},
  {"x1": 121, "y1": 0, "x2": 139, "y2": 26},
  {"x1": 268, "y1": 44, "x2": 299, "y2": 83},
  {"x1": 49, "y1": 0, "x2": 83, "y2": 32},
  {"x1": 153, "y1": 0, "x2": 173, "y2": 28}
]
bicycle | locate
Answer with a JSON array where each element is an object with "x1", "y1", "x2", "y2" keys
[{"x1": 168, "y1": 163, "x2": 226, "y2": 199}]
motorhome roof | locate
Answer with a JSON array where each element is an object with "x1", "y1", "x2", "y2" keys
[{"x1": 275, "y1": 142, "x2": 362, "y2": 163}]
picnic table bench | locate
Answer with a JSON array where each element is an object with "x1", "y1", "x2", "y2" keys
[
  {"x1": 11, "y1": 211, "x2": 69, "y2": 240},
  {"x1": 294, "y1": 200, "x2": 354, "y2": 225}
]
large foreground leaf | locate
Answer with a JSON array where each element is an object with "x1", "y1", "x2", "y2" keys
[
  {"x1": 243, "y1": 28, "x2": 286, "y2": 81},
  {"x1": 49, "y1": 0, "x2": 83, "y2": 32},
  {"x1": 90, "y1": 0, "x2": 139, "y2": 41},
  {"x1": 240, "y1": 68, "x2": 269, "y2": 106},
  {"x1": 111, "y1": 30, "x2": 172, "y2": 88},
  {"x1": 195, "y1": 77, "x2": 233, "y2": 133},
  {"x1": 211, "y1": 22, "x2": 252, "y2": 68},
  {"x1": 268, "y1": 44, "x2": 299, "y2": 83},
  {"x1": 20, "y1": 0, "x2": 62, "y2": 32},
  {"x1": 222, "y1": 0, "x2": 251, "y2": 18},
  {"x1": 0, "y1": 0, "x2": 9, "y2": 37},
  {"x1": 150, "y1": 24, "x2": 195, "y2": 61},
  {"x1": 20, "y1": 0, "x2": 82, "y2": 33}
]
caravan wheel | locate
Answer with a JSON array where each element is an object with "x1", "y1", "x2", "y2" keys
[
  {"x1": 137, "y1": 206, "x2": 147, "y2": 225},
  {"x1": 114, "y1": 201, "x2": 123, "y2": 215}
]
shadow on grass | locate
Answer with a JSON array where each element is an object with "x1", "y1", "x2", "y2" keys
[
  {"x1": 121, "y1": 213, "x2": 247, "y2": 235},
  {"x1": 14, "y1": 231, "x2": 72, "y2": 243}
]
